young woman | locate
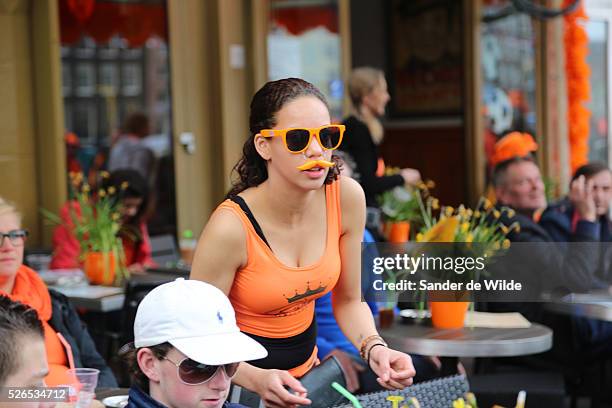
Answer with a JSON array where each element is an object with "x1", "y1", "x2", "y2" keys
[
  {"x1": 50, "y1": 169, "x2": 155, "y2": 273},
  {"x1": 191, "y1": 78, "x2": 416, "y2": 407}
]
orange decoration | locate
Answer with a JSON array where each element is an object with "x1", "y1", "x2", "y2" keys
[
  {"x1": 490, "y1": 131, "x2": 538, "y2": 167},
  {"x1": 430, "y1": 301, "x2": 470, "y2": 329},
  {"x1": 83, "y1": 252, "x2": 116, "y2": 286},
  {"x1": 564, "y1": 0, "x2": 591, "y2": 173},
  {"x1": 67, "y1": 0, "x2": 95, "y2": 25},
  {"x1": 59, "y1": 0, "x2": 167, "y2": 46},
  {"x1": 387, "y1": 222, "x2": 410, "y2": 243}
]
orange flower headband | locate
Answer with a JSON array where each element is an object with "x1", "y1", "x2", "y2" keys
[{"x1": 490, "y1": 132, "x2": 538, "y2": 167}]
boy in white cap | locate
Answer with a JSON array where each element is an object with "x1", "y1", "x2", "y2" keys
[{"x1": 123, "y1": 278, "x2": 268, "y2": 408}]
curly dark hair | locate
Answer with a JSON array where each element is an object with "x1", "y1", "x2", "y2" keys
[{"x1": 227, "y1": 78, "x2": 341, "y2": 198}]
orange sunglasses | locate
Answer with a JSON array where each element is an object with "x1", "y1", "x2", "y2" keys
[{"x1": 259, "y1": 124, "x2": 345, "y2": 154}]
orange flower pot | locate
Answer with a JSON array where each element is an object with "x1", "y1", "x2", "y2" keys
[
  {"x1": 83, "y1": 252, "x2": 116, "y2": 286},
  {"x1": 430, "y1": 301, "x2": 470, "y2": 329},
  {"x1": 388, "y1": 222, "x2": 410, "y2": 243}
]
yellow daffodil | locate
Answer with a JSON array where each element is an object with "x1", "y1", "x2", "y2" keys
[
  {"x1": 100, "y1": 171, "x2": 110, "y2": 179},
  {"x1": 444, "y1": 206, "x2": 455, "y2": 217},
  {"x1": 484, "y1": 198, "x2": 493, "y2": 210},
  {"x1": 121, "y1": 181, "x2": 129, "y2": 190},
  {"x1": 500, "y1": 224, "x2": 509, "y2": 234},
  {"x1": 416, "y1": 233, "x2": 424, "y2": 242},
  {"x1": 82, "y1": 184, "x2": 90, "y2": 193},
  {"x1": 493, "y1": 210, "x2": 501, "y2": 219},
  {"x1": 453, "y1": 398, "x2": 466, "y2": 408},
  {"x1": 461, "y1": 222, "x2": 469, "y2": 233},
  {"x1": 506, "y1": 208, "x2": 516, "y2": 218},
  {"x1": 107, "y1": 186, "x2": 116, "y2": 195},
  {"x1": 474, "y1": 210, "x2": 481, "y2": 218},
  {"x1": 420, "y1": 216, "x2": 459, "y2": 243},
  {"x1": 502, "y1": 239, "x2": 511, "y2": 249},
  {"x1": 98, "y1": 189, "x2": 106, "y2": 198},
  {"x1": 432, "y1": 198, "x2": 440, "y2": 210}
]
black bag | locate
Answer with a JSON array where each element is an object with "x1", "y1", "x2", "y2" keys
[
  {"x1": 227, "y1": 356, "x2": 347, "y2": 408},
  {"x1": 298, "y1": 356, "x2": 347, "y2": 407}
]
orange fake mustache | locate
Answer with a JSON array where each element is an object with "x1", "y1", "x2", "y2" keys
[{"x1": 297, "y1": 160, "x2": 335, "y2": 171}]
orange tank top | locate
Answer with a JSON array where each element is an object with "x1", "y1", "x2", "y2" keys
[{"x1": 217, "y1": 181, "x2": 343, "y2": 376}]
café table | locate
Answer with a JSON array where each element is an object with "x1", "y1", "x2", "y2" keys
[
  {"x1": 379, "y1": 317, "x2": 552, "y2": 375},
  {"x1": 544, "y1": 290, "x2": 612, "y2": 322},
  {"x1": 46, "y1": 269, "x2": 188, "y2": 313},
  {"x1": 49, "y1": 284, "x2": 125, "y2": 312}
]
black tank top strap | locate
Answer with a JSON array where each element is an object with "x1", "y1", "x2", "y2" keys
[{"x1": 230, "y1": 195, "x2": 271, "y2": 248}]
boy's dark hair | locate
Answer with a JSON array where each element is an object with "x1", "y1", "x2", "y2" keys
[
  {"x1": 123, "y1": 342, "x2": 173, "y2": 393},
  {"x1": 572, "y1": 162, "x2": 610, "y2": 182},
  {"x1": 491, "y1": 155, "x2": 537, "y2": 188},
  {"x1": 0, "y1": 296, "x2": 44, "y2": 386}
]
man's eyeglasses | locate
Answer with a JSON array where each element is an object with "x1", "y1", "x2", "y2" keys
[
  {"x1": 0, "y1": 230, "x2": 28, "y2": 247},
  {"x1": 163, "y1": 356, "x2": 239, "y2": 385},
  {"x1": 260, "y1": 124, "x2": 345, "y2": 154}
]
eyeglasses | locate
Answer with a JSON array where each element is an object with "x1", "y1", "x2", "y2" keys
[
  {"x1": 163, "y1": 356, "x2": 239, "y2": 385},
  {"x1": 260, "y1": 124, "x2": 345, "y2": 154},
  {"x1": 0, "y1": 230, "x2": 28, "y2": 247}
]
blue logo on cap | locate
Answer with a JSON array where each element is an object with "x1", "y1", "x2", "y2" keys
[{"x1": 217, "y1": 311, "x2": 223, "y2": 324}]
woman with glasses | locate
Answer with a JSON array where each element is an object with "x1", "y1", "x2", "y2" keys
[
  {"x1": 191, "y1": 78, "x2": 416, "y2": 407},
  {"x1": 123, "y1": 278, "x2": 267, "y2": 408},
  {"x1": 0, "y1": 197, "x2": 117, "y2": 388}
]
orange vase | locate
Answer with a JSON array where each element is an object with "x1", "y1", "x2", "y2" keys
[
  {"x1": 388, "y1": 222, "x2": 410, "y2": 243},
  {"x1": 83, "y1": 252, "x2": 116, "y2": 285},
  {"x1": 430, "y1": 301, "x2": 470, "y2": 329}
]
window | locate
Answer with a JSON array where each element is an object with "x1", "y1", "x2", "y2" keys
[
  {"x1": 480, "y1": 1, "x2": 537, "y2": 176},
  {"x1": 267, "y1": 0, "x2": 344, "y2": 121},
  {"x1": 584, "y1": 6, "x2": 610, "y2": 165}
]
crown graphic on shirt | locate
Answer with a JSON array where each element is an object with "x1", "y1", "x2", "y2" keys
[{"x1": 284, "y1": 281, "x2": 326, "y2": 303}]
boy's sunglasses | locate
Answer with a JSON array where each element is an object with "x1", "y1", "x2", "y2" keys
[
  {"x1": 163, "y1": 356, "x2": 239, "y2": 385},
  {"x1": 260, "y1": 124, "x2": 345, "y2": 154}
]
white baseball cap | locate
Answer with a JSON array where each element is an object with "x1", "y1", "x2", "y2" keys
[{"x1": 133, "y1": 278, "x2": 267, "y2": 365}]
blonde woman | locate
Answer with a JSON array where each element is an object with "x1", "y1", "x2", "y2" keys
[
  {"x1": 342, "y1": 67, "x2": 420, "y2": 209},
  {"x1": 0, "y1": 197, "x2": 116, "y2": 387}
]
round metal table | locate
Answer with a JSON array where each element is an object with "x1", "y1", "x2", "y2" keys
[
  {"x1": 379, "y1": 320, "x2": 552, "y2": 375},
  {"x1": 543, "y1": 290, "x2": 612, "y2": 322}
]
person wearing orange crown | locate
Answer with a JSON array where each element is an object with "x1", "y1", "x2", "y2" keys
[{"x1": 191, "y1": 78, "x2": 416, "y2": 407}]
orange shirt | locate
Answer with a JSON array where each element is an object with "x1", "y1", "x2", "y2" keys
[{"x1": 218, "y1": 181, "x2": 343, "y2": 376}]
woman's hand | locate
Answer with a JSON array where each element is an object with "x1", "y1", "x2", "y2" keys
[
  {"x1": 253, "y1": 369, "x2": 311, "y2": 408},
  {"x1": 127, "y1": 262, "x2": 146, "y2": 274},
  {"x1": 400, "y1": 168, "x2": 421, "y2": 187},
  {"x1": 368, "y1": 346, "x2": 416, "y2": 390}
]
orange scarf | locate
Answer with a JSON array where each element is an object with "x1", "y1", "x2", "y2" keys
[{"x1": 0, "y1": 265, "x2": 71, "y2": 385}]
